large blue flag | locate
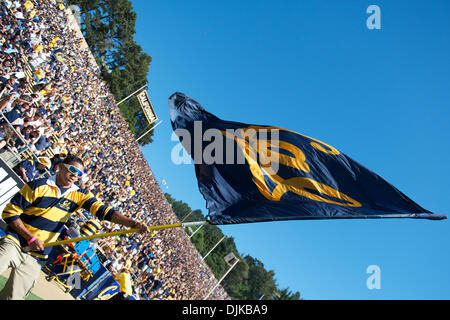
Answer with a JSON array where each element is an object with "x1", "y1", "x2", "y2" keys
[{"x1": 169, "y1": 92, "x2": 446, "y2": 225}]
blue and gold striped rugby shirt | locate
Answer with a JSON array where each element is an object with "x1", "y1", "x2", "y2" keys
[{"x1": 1, "y1": 175, "x2": 115, "y2": 260}]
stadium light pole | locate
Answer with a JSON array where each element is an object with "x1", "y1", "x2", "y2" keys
[
  {"x1": 136, "y1": 120, "x2": 163, "y2": 142},
  {"x1": 116, "y1": 84, "x2": 148, "y2": 106},
  {"x1": 181, "y1": 211, "x2": 194, "y2": 222},
  {"x1": 204, "y1": 258, "x2": 240, "y2": 300},
  {"x1": 202, "y1": 235, "x2": 226, "y2": 261},
  {"x1": 188, "y1": 223, "x2": 204, "y2": 239}
]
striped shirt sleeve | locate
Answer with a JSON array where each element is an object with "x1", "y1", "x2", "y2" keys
[
  {"x1": 80, "y1": 192, "x2": 115, "y2": 222},
  {"x1": 2, "y1": 184, "x2": 35, "y2": 224}
]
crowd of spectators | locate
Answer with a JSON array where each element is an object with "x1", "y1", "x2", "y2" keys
[{"x1": 0, "y1": 0, "x2": 229, "y2": 300}]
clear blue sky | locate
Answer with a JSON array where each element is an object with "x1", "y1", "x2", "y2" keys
[{"x1": 131, "y1": 0, "x2": 450, "y2": 299}]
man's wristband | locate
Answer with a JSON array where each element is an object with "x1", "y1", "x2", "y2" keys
[{"x1": 27, "y1": 236, "x2": 37, "y2": 245}]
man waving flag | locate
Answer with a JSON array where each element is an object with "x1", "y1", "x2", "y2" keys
[{"x1": 169, "y1": 92, "x2": 446, "y2": 225}]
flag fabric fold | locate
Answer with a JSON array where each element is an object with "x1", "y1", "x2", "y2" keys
[{"x1": 169, "y1": 92, "x2": 446, "y2": 225}]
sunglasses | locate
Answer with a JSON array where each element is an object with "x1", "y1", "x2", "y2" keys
[{"x1": 63, "y1": 163, "x2": 84, "y2": 177}]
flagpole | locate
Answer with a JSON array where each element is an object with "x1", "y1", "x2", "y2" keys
[{"x1": 23, "y1": 221, "x2": 208, "y2": 252}]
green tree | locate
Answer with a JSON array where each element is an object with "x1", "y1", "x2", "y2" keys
[
  {"x1": 274, "y1": 287, "x2": 302, "y2": 300},
  {"x1": 243, "y1": 256, "x2": 278, "y2": 300},
  {"x1": 164, "y1": 193, "x2": 302, "y2": 300}
]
